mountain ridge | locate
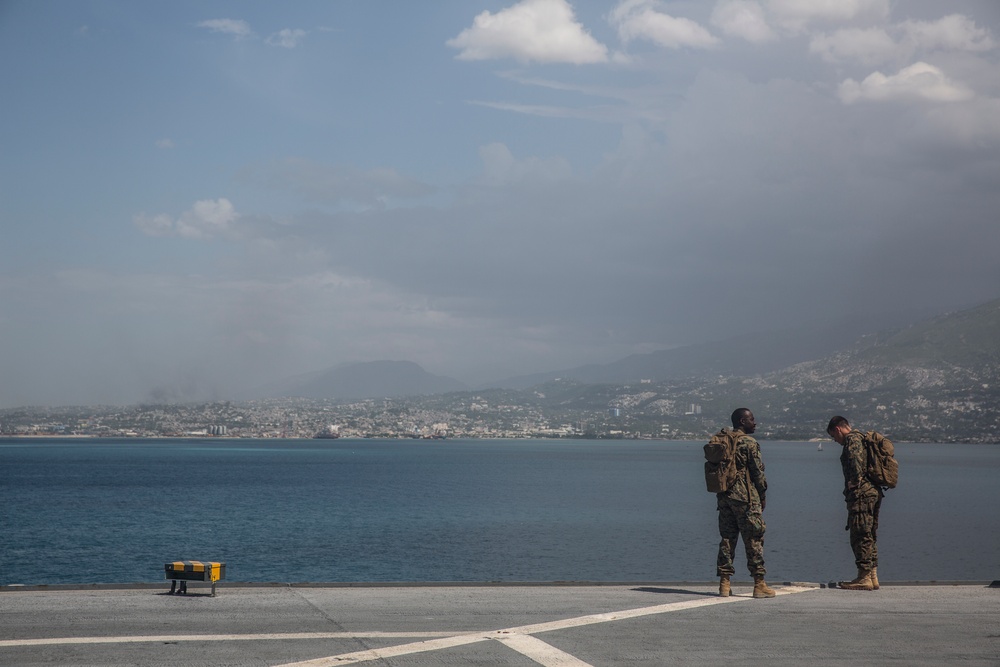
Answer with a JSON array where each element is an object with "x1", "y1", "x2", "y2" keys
[
  {"x1": 487, "y1": 321, "x2": 867, "y2": 389},
  {"x1": 249, "y1": 298, "x2": 1000, "y2": 442}
]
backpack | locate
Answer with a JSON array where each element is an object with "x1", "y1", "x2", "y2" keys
[
  {"x1": 704, "y1": 428, "x2": 740, "y2": 493},
  {"x1": 862, "y1": 430, "x2": 898, "y2": 490}
]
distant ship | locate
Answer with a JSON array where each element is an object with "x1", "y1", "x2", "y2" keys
[
  {"x1": 817, "y1": 442, "x2": 823, "y2": 451},
  {"x1": 314, "y1": 425, "x2": 341, "y2": 439}
]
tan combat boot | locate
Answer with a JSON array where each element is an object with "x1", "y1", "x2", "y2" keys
[
  {"x1": 719, "y1": 575, "x2": 731, "y2": 597},
  {"x1": 752, "y1": 576, "x2": 776, "y2": 598},
  {"x1": 839, "y1": 568, "x2": 874, "y2": 590},
  {"x1": 870, "y1": 567, "x2": 879, "y2": 590}
]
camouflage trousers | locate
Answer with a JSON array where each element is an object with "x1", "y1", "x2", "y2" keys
[
  {"x1": 847, "y1": 495, "x2": 882, "y2": 570},
  {"x1": 716, "y1": 496, "x2": 766, "y2": 577}
]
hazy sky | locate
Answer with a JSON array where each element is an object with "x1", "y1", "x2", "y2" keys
[{"x1": 2, "y1": 0, "x2": 999, "y2": 407}]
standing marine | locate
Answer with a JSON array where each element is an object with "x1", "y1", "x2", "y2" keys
[
  {"x1": 716, "y1": 408, "x2": 776, "y2": 598},
  {"x1": 827, "y1": 415, "x2": 882, "y2": 591}
]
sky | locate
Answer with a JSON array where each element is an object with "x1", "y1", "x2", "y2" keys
[{"x1": 2, "y1": 0, "x2": 999, "y2": 407}]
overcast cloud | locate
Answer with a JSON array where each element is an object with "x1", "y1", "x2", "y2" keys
[{"x1": 1, "y1": 0, "x2": 998, "y2": 407}]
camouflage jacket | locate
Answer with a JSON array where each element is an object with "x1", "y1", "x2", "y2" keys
[
  {"x1": 721, "y1": 430, "x2": 767, "y2": 506},
  {"x1": 840, "y1": 429, "x2": 880, "y2": 506}
]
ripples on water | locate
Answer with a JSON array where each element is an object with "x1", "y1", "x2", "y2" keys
[{"x1": 1, "y1": 438, "x2": 997, "y2": 585}]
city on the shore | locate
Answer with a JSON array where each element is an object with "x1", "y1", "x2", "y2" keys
[{"x1": 3, "y1": 371, "x2": 997, "y2": 443}]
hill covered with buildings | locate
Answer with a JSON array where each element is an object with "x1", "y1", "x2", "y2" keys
[{"x1": 4, "y1": 299, "x2": 1000, "y2": 443}]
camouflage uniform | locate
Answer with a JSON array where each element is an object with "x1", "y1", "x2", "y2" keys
[
  {"x1": 840, "y1": 429, "x2": 882, "y2": 571},
  {"x1": 716, "y1": 430, "x2": 768, "y2": 577}
]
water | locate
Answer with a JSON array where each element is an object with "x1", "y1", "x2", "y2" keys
[{"x1": 1, "y1": 438, "x2": 997, "y2": 586}]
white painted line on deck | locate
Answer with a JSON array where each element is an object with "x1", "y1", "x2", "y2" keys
[
  {"x1": 494, "y1": 633, "x2": 595, "y2": 667},
  {"x1": 276, "y1": 586, "x2": 816, "y2": 667},
  {"x1": 0, "y1": 586, "x2": 816, "y2": 665},
  {"x1": 275, "y1": 633, "x2": 488, "y2": 666},
  {"x1": 0, "y1": 631, "x2": 465, "y2": 648}
]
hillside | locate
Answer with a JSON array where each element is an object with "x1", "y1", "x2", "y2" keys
[
  {"x1": 490, "y1": 321, "x2": 865, "y2": 389},
  {"x1": 476, "y1": 298, "x2": 1000, "y2": 442},
  {"x1": 227, "y1": 299, "x2": 1000, "y2": 442}
]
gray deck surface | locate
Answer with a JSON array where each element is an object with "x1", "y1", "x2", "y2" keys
[{"x1": 2, "y1": 581, "x2": 998, "y2": 666}]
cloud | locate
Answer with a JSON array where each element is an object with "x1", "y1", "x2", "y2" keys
[
  {"x1": 266, "y1": 28, "x2": 307, "y2": 49},
  {"x1": 155, "y1": 138, "x2": 175, "y2": 149},
  {"x1": 196, "y1": 18, "x2": 254, "y2": 39},
  {"x1": 11, "y1": 0, "x2": 1000, "y2": 409},
  {"x1": 900, "y1": 14, "x2": 995, "y2": 53},
  {"x1": 710, "y1": 0, "x2": 776, "y2": 44},
  {"x1": 468, "y1": 99, "x2": 644, "y2": 124},
  {"x1": 809, "y1": 27, "x2": 897, "y2": 65},
  {"x1": 241, "y1": 158, "x2": 435, "y2": 208},
  {"x1": 610, "y1": 0, "x2": 719, "y2": 49},
  {"x1": 134, "y1": 198, "x2": 240, "y2": 239},
  {"x1": 766, "y1": 0, "x2": 889, "y2": 31},
  {"x1": 447, "y1": 0, "x2": 608, "y2": 64},
  {"x1": 839, "y1": 61, "x2": 976, "y2": 104},
  {"x1": 197, "y1": 20, "x2": 312, "y2": 48},
  {"x1": 478, "y1": 142, "x2": 573, "y2": 185},
  {"x1": 810, "y1": 14, "x2": 996, "y2": 67}
]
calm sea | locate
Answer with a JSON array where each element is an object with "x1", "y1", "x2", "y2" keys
[{"x1": 1, "y1": 438, "x2": 997, "y2": 586}]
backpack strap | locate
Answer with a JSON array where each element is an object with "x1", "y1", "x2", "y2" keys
[{"x1": 734, "y1": 433, "x2": 755, "y2": 501}]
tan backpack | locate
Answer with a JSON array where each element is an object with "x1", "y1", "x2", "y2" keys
[
  {"x1": 863, "y1": 430, "x2": 899, "y2": 490},
  {"x1": 704, "y1": 428, "x2": 740, "y2": 493}
]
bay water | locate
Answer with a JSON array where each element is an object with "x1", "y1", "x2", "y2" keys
[{"x1": 1, "y1": 438, "x2": 997, "y2": 586}]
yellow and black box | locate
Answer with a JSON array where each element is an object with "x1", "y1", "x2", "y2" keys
[{"x1": 164, "y1": 561, "x2": 226, "y2": 595}]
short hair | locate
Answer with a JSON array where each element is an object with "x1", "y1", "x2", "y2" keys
[
  {"x1": 732, "y1": 408, "x2": 751, "y2": 429},
  {"x1": 827, "y1": 415, "x2": 849, "y2": 434}
]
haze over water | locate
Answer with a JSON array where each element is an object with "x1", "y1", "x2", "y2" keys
[{"x1": 1, "y1": 438, "x2": 996, "y2": 586}]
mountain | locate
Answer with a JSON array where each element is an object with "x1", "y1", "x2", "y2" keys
[
  {"x1": 14, "y1": 300, "x2": 998, "y2": 442},
  {"x1": 854, "y1": 298, "x2": 1000, "y2": 368},
  {"x1": 707, "y1": 298, "x2": 1000, "y2": 441},
  {"x1": 773, "y1": 298, "x2": 1000, "y2": 392},
  {"x1": 489, "y1": 321, "x2": 866, "y2": 390},
  {"x1": 483, "y1": 298, "x2": 1000, "y2": 442},
  {"x1": 259, "y1": 360, "x2": 468, "y2": 400},
  {"x1": 239, "y1": 299, "x2": 1000, "y2": 440}
]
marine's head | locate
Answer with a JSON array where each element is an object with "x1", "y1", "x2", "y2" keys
[
  {"x1": 827, "y1": 415, "x2": 850, "y2": 444},
  {"x1": 732, "y1": 408, "x2": 756, "y2": 434}
]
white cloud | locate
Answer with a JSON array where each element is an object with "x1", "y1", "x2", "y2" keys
[
  {"x1": 809, "y1": 14, "x2": 996, "y2": 67},
  {"x1": 468, "y1": 97, "x2": 643, "y2": 124},
  {"x1": 266, "y1": 28, "x2": 307, "y2": 49},
  {"x1": 447, "y1": 0, "x2": 608, "y2": 64},
  {"x1": 810, "y1": 27, "x2": 897, "y2": 65},
  {"x1": 900, "y1": 14, "x2": 995, "y2": 53},
  {"x1": 711, "y1": 1, "x2": 775, "y2": 44},
  {"x1": 611, "y1": 0, "x2": 719, "y2": 49},
  {"x1": 155, "y1": 138, "x2": 175, "y2": 149},
  {"x1": 839, "y1": 61, "x2": 975, "y2": 104},
  {"x1": 196, "y1": 18, "x2": 254, "y2": 39},
  {"x1": 478, "y1": 142, "x2": 573, "y2": 185},
  {"x1": 766, "y1": 0, "x2": 889, "y2": 31},
  {"x1": 134, "y1": 198, "x2": 240, "y2": 239}
]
